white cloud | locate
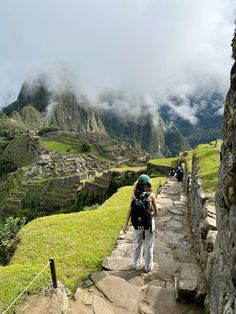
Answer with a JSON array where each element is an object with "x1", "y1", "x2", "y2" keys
[{"x1": 0, "y1": 0, "x2": 235, "y2": 111}]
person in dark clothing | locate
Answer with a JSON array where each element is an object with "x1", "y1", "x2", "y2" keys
[{"x1": 175, "y1": 166, "x2": 183, "y2": 182}]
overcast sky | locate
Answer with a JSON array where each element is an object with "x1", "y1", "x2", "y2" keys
[{"x1": 0, "y1": 0, "x2": 235, "y2": 109}]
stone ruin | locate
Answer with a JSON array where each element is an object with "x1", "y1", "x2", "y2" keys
[
  {"x1": 41, "y1": 130, "x2": 148, "y2": 167},
  {"x1": 27, "y1": 151, "x2": 112, "y2": 181}
]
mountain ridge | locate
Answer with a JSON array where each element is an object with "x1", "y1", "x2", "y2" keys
[{"x1": 2, "y1": 79, "x2": 223, "y2": 157}]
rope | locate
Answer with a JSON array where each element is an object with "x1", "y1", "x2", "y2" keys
[{"x1": 2, "y1": 260, "x2": 51, "y2": 314}]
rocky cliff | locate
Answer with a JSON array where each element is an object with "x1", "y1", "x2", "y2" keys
[
  {"x1": 49, "y1": 92, "x2": 106, "y2": 134},
  {"x1": 208, "y1": 29, "x2": 236, "y2": 313},
  {"x1": 100, "y1": 109, "x2": 169, "y2": 156},
  {"x1": 181, "y1": 28, "x2": 236, "y2": 314},
  {"x1": 3, "y1": 81, "x2": 106, "y2": 135},
  {"x1": 2, "y1": 77, "x2": 218, "y2": 157}
]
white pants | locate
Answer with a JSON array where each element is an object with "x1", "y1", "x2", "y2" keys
[{"x1": 132, "y1": 219, "x2": 155, "y2": 271}]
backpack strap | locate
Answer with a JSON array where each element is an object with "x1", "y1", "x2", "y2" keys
[{"x1": 145, "y1": 191, "x2": 153, "y2": 234}]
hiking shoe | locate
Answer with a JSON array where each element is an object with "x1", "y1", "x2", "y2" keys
[
  {"x1": 145, "y1": 268, "x2": 153, "y2": 273},
  {"x1": 133, "y1": 265, "x2": 141, "y2": 270}
]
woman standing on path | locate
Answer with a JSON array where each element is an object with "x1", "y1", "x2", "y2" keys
[{"x1": 123, "y1": 174, "x2": 158, "y2": 272}]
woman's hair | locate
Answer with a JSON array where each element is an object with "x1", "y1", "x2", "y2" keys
[{"x1": 134, "y1": 182, "x2": 152, "y2": 196}]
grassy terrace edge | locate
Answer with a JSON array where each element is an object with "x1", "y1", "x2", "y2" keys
[
  {"x1": 0, "y1": 172, "x2": 166, "y2": 312},
  {"x1": 194, "y1": 141, "x2": 222, "y2": 193}
]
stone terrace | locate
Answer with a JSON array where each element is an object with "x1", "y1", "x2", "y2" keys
[{"x1": 18, "y1": 178, "x2": 205, "y2": 314}]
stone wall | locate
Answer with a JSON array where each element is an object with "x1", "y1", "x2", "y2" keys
[
  {"x1": 211, "y1": 29, "x2": 236, "y2": 313},
  {"x1": 147, "y1": 163, "x2": 173, "y2": 175},
  {"x1": 186, "y1": 29, "x2": 236, "y2": 313},
  {"x1": 186, "y1": 157, "x2": 217, "y2": 312}
]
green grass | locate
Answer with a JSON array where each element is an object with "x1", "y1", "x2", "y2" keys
[
  {"x1": 0, "y1": 172, "x2": 166, "y2": 312},
  {"x1": 179, "y1": 150, "x2": 194, "y2": 172},
  {"x1": 150, "y1": 174, "x2": 167, "y2": 194},
  {"x1": 194, "y1": 141, "x2": 222, "y2": 193},
  {"x1": 42, "y1": 140, "x2": 74, "y2": 153},
  {"x1": 41, "y1": 138, "x2": 113, "y2": 161},
  {"x1": 149, "y1": 157, "x2": 178, "y2": 168},
  {"x1": 0, "y1": 185, "x2": 132, "y2": 312},
  {"x1": 111, "y1": 166, "x2": 146, "y2": 172}
]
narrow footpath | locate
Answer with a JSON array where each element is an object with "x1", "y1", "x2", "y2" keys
[
  {"x1": 65, "y1": 178, "x2": 205, "y2": 314},
  {"x1": 17, "y1": 178, "x2": 205, "y2": 314}
]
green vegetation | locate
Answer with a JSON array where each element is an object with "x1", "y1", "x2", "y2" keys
[
  {"x1": 150, "y1": 174, "x2": 167, "y2": 194},
  {"x1": 38, "y1": 127, "x2": 59, "y2": 136},
  {"x1": 42, "y1": 136, "x2": 105, "y2": 158},
  {"x1": 111, "y1": 166, "x2": 146, "y2": 172},
  {"x1": 0, "y1": 170, "x2": 23, "y2": 205},
  {"x1": 179, "y1": 150, "x2": 194, "y2": 172},
  {"x1": 0, "y1": 159, "x2": 18, "y2": 179},
  {"x1": 0, "y1": 185, "x2": 132, "y2": 311},
  {"x1": 80, "y1": 143, "x2": 91, "y2": 153},
  {"x1": 194, "y1": 141, "x2": 222, "y2": 193},
  {"x1": 0, "y1": 172, "x2": 166, "y2": 312},
  {"x1": 0, "y1": 217, "x2": 26, "y2": 265},
  {"x1": 148, "y1": 157, "x2": 178, "y2": 168},
  {"x1": 42, "y1": 140, "x2": 74, "y2": 153}
]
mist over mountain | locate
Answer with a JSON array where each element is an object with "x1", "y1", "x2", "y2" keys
[
  {"x1": 1, "y1": 77, "x2": 223, "y2": 156},
  {"x1": 0, "y1": 0, "x2": 234, "y2": 109},
  {"x1": 159, "y1": 93, "x2": 224, "y2": 147}
]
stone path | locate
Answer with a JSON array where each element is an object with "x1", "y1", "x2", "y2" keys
[
  {"x1": 64, "y1": 178, "x2": 205, "y2": 314},
  {"x1": 17, "y1": 178, "x2": 205, "y2": 314}
]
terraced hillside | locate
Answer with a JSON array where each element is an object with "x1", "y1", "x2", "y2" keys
[
  {"x1": 0, "y1": 171, "x2": 166, "y2": 313},
  {"x1": 0, "y1": 140, "x2": 222, "y2": 313},
  {"x1": 1, "y1": 134, "x2": 42, "y2": 167}
]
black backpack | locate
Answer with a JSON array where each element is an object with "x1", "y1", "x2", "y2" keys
[{"x1": 131, "y1": 192, "x2": 152, "y2": 232}]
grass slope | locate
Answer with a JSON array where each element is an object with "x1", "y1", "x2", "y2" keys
[
  {"x1": 0, "y1": 172, "x2": 166, "y2": 312},
  {"x1": 148, "y1": 157, "x2": 178, "y2": 168},
  {"x1": 41, "y1": 137, "x2": 113, "y2": 160},
  {"x1": 42, "y1": 140, "x2": 74, "y2": 153},
  {"x1": 194, "y1": 141, "x2": 221, "y2": 193}
]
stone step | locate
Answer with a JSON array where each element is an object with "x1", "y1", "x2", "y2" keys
[{"x1": 174, "y1": 263, "x2": 206, "y2": 303}]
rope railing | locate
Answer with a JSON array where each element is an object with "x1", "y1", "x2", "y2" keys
[{"x1": 2, "y1": 259, "x2": 57, "y2": 314}]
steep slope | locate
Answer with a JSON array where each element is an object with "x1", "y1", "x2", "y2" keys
[
  {"x1": 3, "y1": 80, "x2": 50, "y2": 115},
  {"x1": 100, "y1": 109, "x2": 168, "y2": 156},
  {"x1": 49, "y1": 92, "x2": 106, "y2": 134},
  {"x1": 0, "y1": 112, "x2": 26, "y2": 138},
  {"x1": 164, "y1": 123, "x2": 191, "y2": 156},
  {"x1": 2, "y1": 77, "x2": 204, "y2": 156},
  {"x1": 159, "y1": 93, "x2": 223, "y2": 147},
  {"x1": 11, "y1": 106, "x2": 49, "y2": 131},
  {"x1": 3, "y1": 80, "x2": 106, "y2": 135}
]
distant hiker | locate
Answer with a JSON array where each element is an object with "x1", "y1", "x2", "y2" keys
[
  {"x1": 175, "y1": 166, "x2": 183, "y2": 182},
  {"x1": 169, "y1": 168, "x2": 175, "y2": 177},
  {"x1": 123, "y1": 174, "x2": 158, "y2": 272}
]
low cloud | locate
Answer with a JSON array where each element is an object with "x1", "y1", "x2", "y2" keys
[{"x1": 0, "y1": 0, "x2": 235, "y2": 122}]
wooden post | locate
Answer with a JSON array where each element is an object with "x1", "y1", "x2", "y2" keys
[
  {"x1": 49, "y1": 259, "x2": 58, "y2": 288},
  {"x1": 215, "y1": 140, "x2": 218, "y2": 147}
]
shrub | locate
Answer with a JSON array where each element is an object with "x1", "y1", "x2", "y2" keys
[
  {"x1": 0, "y1": 159, "x2": 18, "y2": 179},
  {"x1": 80, "y1": 143, "x2": 91, "y2": 153},
  {"x1": 0, "y1": 217, "x2": 26, "y2": 265},
  {"x1": 38, "y1": 127, "x2": 58, "y2": 136}
]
